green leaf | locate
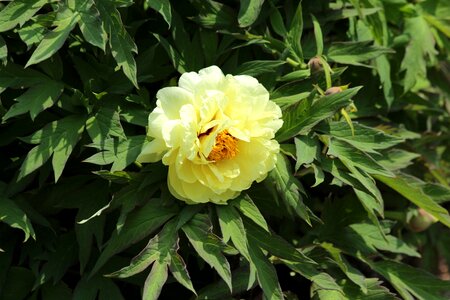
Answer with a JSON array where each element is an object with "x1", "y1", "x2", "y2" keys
[
  {"x1": 287, "y1": 1, "x2": 303, "y2": 62},
  {"x1": 276, "y1": 87, "x2": 362, "y2": 142},
  {"x1": 235, "y1": 60, "x2": 285, "y2": 76},
  {"x1": 143, "y1": 260, "x2": 168, "y2": 300},
  {"x1": 182, "y1": 214, "x2": 232, "y2": 292},
  {"x1": 91, "y1": 200, "x2": 178, "y2": 275},
  {"x1": 1, "y1": 267, "x2": 35, "y2": 300},
  {"x1": 3, "y1": 80, "x2": 63, "y2": 121},
  {"x1": 169, "y1": 252, "x2": 196, "y2": 295},
  {"x1": 244, "y1": 219, "x2": 315, "y2": 264},
  {"x1": 231, "y1": 194, "x2": 269, "y2": 232},
  {"x1": 374, "y1": 173, "x2": 450, "y2": 228},
  {"x1": 400, "y1": 16, "x2": 436, "y2": 92},
  {"x1": 26, "y1": 5, "x2": 80, "y2": 67},
  {"x1": 86, "y1": 105, "x2": 126, "y2": 144},
  {"x1": 78, "y1": 4, "x2": 107, "y2": 50},
  {"x1": 106, "y1": 219, "x2": 177, "y2": 278},
  {"x1": 0, "y1": 0, "x2": 49, "y2": 33},
  {"x1": 197, "y1": 266, "x2": 255, "y2": 299},
  {"x1": 311, "y1": 14, "x2": 323, "y2": 56},
  {"x1": 19, "y1": 115, "x2": 85, "y2": 181},
  {"x1": 374, "y1": 149, "x2": 420, "y2": 171},
  {"x1": 217, "y1": 205, "x2": 250, "y2": 260},
  {"x1": 0, "y1": 182, "x2": 35, "y2": 241},
  {"x1": 327, "y1": 139, "x2": 394, "y2": 177},
  {"x1": 267, "y1": 153, "x2": 312, "y2": 224},
  {"x1": 326, "y1": 41, "x2": 394, "y2": 67},
  {"x1": 238, "y1": 0, "x2": 265, "y2": 28},
  {"x1": 294, "y1": 134, "x2": 320, "y2": 170},
  {"x1": 332, "y1": 223, "x2": 420, "y2": 257},
  {"x1": 0, "y1": 36, "x2": 7, "y2": 61},
  {"x1": 316, "y1": 121, "x2": 404, "y2": 154},
  {"x1": 84, "y1": 135, "x2": 148, "y2": 171},
  {"x1": 369, "y1": 260, "x2": 450, "y2": 300},
  {"x1": 97, "y1": 1, "x2": 138, "y2": 87},
  {"x1": 153, "y1": 34, "x2": 187, "y2": 73},
  {"x1": 246, "y1": 238, "x2": 283, "y2": 300},
  {"x1": 146, "y1": 0, "x2": 172, "y2": 27},
  {"x1": 321, "y1": 158, "x2": 384, "y2": 228},
  {"x1": 320, "y1": 242, "x2": 367, "y2": 293},
  {"x1": 189, "y1": 0, "x2": 236, "y2": 29}
]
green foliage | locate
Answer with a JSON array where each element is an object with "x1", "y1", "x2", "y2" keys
[{"x1": 0, "y1": 0, "x2": 450, "y2": 299}]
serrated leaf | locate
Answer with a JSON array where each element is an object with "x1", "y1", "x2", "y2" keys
[
  {"x1": 369, "y1": 260, "x2": 450, "y2": 300},
  {"x1": 0, "y1": 182, "x2": 35, "y2": 241},
  {"x1": 276, "y1": 87, "x2": 362, "y2": 142},
  {"x1": 3, "y1": 80, "x2": 63, "y2": 121},
  {"x1": 91, "y1": 200, "x2": 178, "y2": 275},
  {"x1": 238, "y1": 0, "x2": 265, "y2": 27},
  {"x1": 0, "y1": 0, "x2": 49, "y2": 33},
  {"x1": 26, "y1": 6, "x2": 80, "y2": 67},
  {"x1": 182, "y1": 214, "x2": 232, "y2": 292},
  {"x1": 146, "y1": 0, "x2": 172, "y2": 27},
  {"x1": 327, "y1": 41, "x2": 394, "y2": 67},
  {"x1": 19, "y1": 115, "x2": 85, "y2": 181},
  {"x1": 266, "y1": 153, "x2": 312, "y2": 224},
  {"x1": 316, "y1": 121, "x2": 404, "y2": 154}
]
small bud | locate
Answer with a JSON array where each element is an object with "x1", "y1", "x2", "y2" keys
[
  {"x1": 408, "y1": 208, "x2": 438, "y2": 232},
  {"x1": 325, "y1": 86, "x2": 343, "y2": 95},
  {"x1": 308, "y1": 56, "x2": 323, "y2": 73}
]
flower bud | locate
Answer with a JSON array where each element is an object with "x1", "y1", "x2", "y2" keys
[
  {"x1": 325, "y1": 86, "x2": 343, "y2": 95},
  {"x1": 408, "y1": 208, "x2": 438, "y2": 232},
  {"x1": 308, "y1": 56, "x2": 323, "y2": 74}
]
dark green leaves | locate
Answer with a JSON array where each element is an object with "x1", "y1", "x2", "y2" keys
[
  {"x1": 0, "y1": 0, "x2": 49, "y2": 33},
  {"x1": 267, "y1": 153, "x2": 312, "y2": 224},
  {"x1": 276, "y1": 87, "x2": 362, "y2": 142},
  {"x1": 19, "y1": 115, "x2": 85, "y2": 181},
  {"x1": 327, "y1": 41, "x2": 394, "y2": 67},
  {"x1": 0, "y1": 182, "x2": 35, "y2": 241},
  {"x1": 182, "y1": 214, "x2": 232, "y2": 291},
  {"x1": 238, "y1": 0, "x2": 265, "y2": 27},
  {"x1": 26, "y1": 5, "x2": 79, "y2": 67}
]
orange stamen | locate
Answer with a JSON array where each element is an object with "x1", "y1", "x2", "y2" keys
[{"x1": 207, "y1": 130, "x2": 238, "y2": 161}]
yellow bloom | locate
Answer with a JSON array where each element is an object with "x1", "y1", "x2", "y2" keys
[{"x1": 137, "y1": 66, "x2": 283, "y2": 204}]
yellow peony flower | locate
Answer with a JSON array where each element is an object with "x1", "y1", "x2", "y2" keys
[{"x1": 137, "y1": 66, "x2": 283, "y2": 204}]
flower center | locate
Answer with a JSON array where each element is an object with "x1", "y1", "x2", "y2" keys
[{"x1": 207, "y1": 130, "x2": 238, "y2": 161}]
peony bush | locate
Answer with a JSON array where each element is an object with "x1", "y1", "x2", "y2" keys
[{"x1": 0, "y1": 0, "x2": 449, "y2": 299}]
